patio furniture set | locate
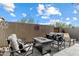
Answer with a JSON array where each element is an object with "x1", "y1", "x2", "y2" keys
[
  {"x1": 2, "y1": 32, "x2": 76, "y2": 56},
  {"x1": 32, "y1": 32, "x2": 76, "y2": 56}
]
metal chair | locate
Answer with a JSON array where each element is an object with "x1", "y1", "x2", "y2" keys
[
  {"x1": 52, "y1": 34, "x2": 65, "y2": 51},
  {"x1": 46, "y1": 33, "x2": 65, "y2": 51}
]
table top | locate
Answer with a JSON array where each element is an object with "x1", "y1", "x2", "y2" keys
[
  {"x1": 47, "y1": 32, "x2": 55, "y2": 36},
  {"x1": 33, "y1": 37, "x2": 52, "y2": 44},
  {"x1": 53, "y1": 44, "x2": 79, "y2": 56},
  {"x1": 47, "y1": 32, "x2": 63, "y2": 36}
]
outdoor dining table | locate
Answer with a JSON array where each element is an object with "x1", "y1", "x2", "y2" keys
[
  {"x1": 53, "y1": 44, "x2": 79, "y2": 56},
  {"x1": 33, "y1": 37, "x2": 53, "y2": 55}
]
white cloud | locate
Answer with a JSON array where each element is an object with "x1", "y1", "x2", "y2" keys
[
  {"x1": 10, "y1": 13, "x2": 16, "y2": 17},
  {"x1": 46, "y1": 7, "x2": 62, "y2": 16},
  {"x1": 22, "y1": 13, "x2": 27, "y2": 17},
  {"x1": 73, "y1": 10, "x2": 77, "y2": 14},
  {"x1": 66, "y1": 22, "x2": 71, "y2": 25},
  {"x1": 37, "y1": 4, "x2": 62, "y2": 17},
  {"x1": 37, "y1": 4, "x2": 45, "y2": 11},
  {"x1": 37, "y1": 4, "x2": 45, "y2": 15},
  {"x1": 1, "y1": 3, "x2": 15, "y2": 13},
  {"x1": 41, "y1": 16, "x2": 49, "y2": 19},
  {"x1": 73, "y1": 17, "x2": 78, "y2": 20},
  {"x1": 37, "y1": 10, "x2": 43, "y2": 15},
  {"x1": 1, "y1": 3, "x2": 16, "y2": 17},
  {"x1": 66, "y1": 17, "x2": 70, "y2": 20}
]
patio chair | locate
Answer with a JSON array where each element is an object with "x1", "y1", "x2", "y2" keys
[
  {"x1": 52, "y1": 33, "x2": 65, "y2": 51},
  {"x1": 46, "y1": 33, "x2": 65, "y2": 51},
  {"x1": 7, "y1": 34, "x2": 33, "y2": 56},
  {"x1": 63, "y1": 33, "x2": 76, "y2": 47}
]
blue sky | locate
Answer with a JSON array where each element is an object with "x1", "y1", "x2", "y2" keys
[{"x1": 0, "y1": 3, "x2": 79, "y2": 26}]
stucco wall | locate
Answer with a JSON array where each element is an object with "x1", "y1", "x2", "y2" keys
[
  {"x1": 0, "y1": 22, "x2": 79, "y2": 47},
  {"x1": 0, "y1": 22, "x2": 53, "y2": 47}
]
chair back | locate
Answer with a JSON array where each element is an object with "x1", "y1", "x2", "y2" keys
[
  {"x1": 63, "y1": 33, "x2": 70, "y2": 41},
  {"x1": 8, "y1": 34, "x2": 20, "y2": 53}
]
